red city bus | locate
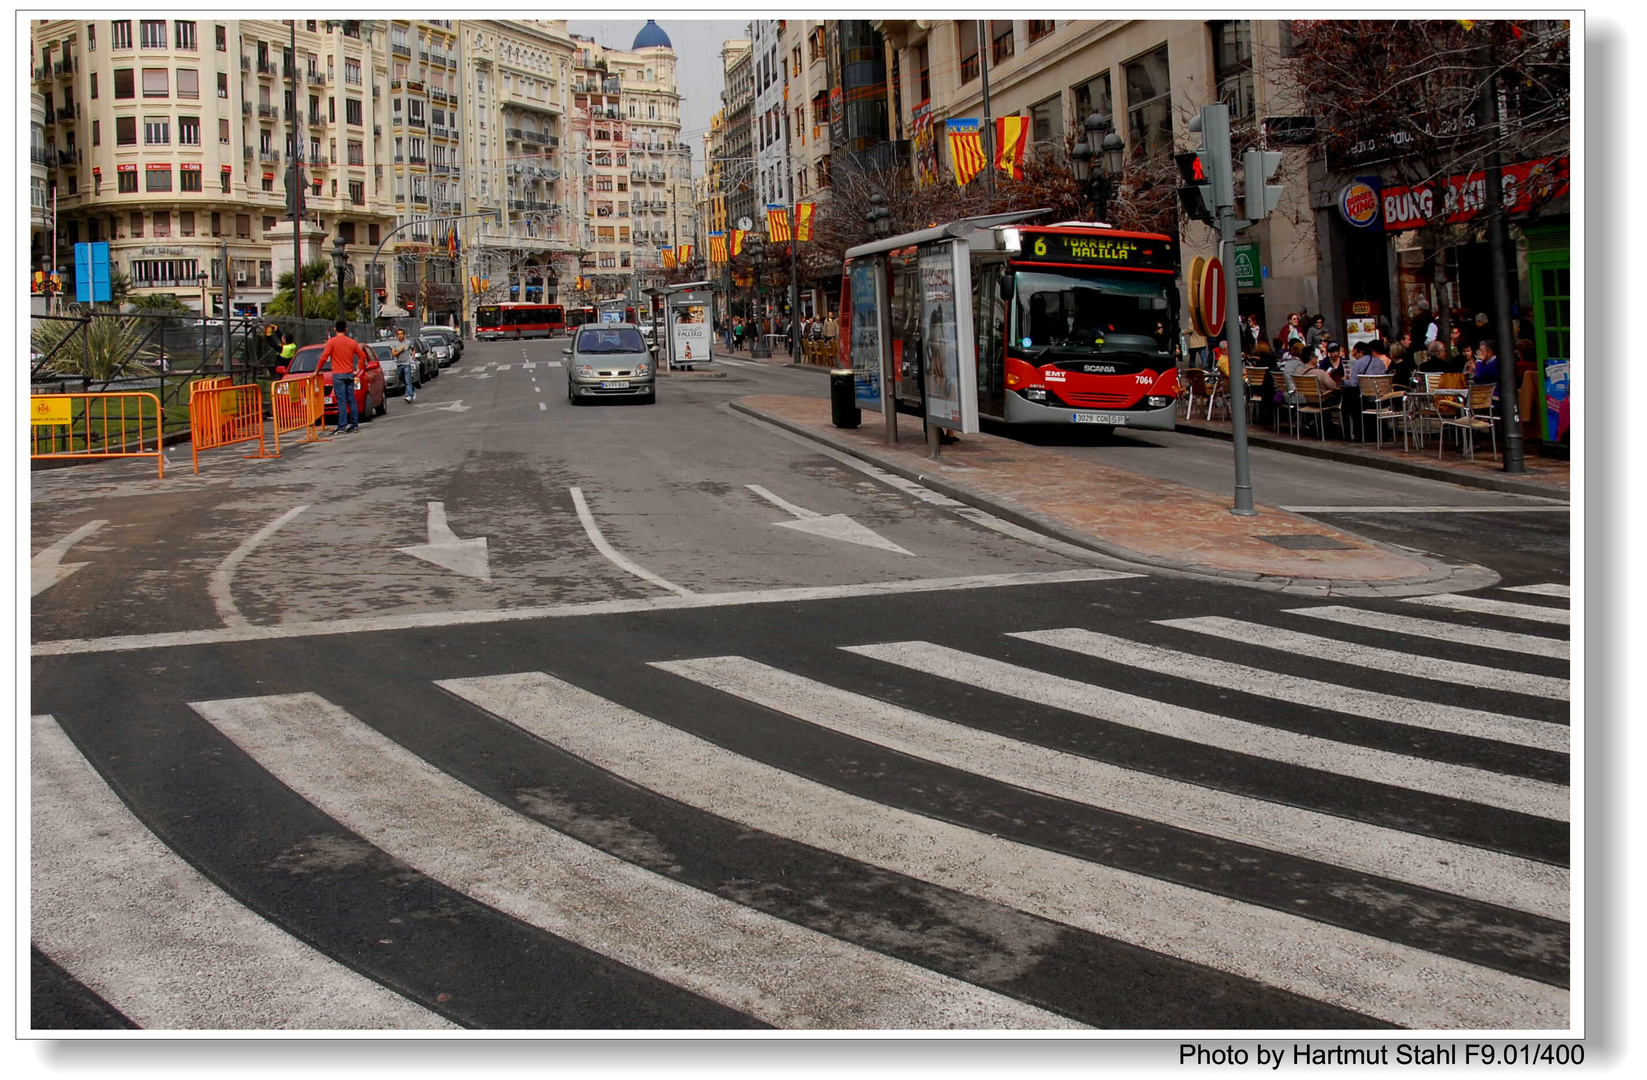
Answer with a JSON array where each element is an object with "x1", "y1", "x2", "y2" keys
[
  {"x1": 845, "y1": 218, "x2": 1181, "y2": 433},
  {"x1": 475, "y1": 302, "x2": 565, "y2": 340},
  {"x1": 565, "y1": 305, "x2": 598, "y2": 330}
]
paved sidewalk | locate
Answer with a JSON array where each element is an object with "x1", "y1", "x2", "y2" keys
[{"x1": 732, "y1": 394, "x2": 1503, "y2": 597}]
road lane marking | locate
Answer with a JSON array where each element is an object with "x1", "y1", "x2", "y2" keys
[
  {"x1": 30, "y1": 715, "x2": 452, "y2": 1031},
  {"x1": 440, "y1": 671, "x2": 1567, "y2": 1030},
  {"x1": 653, "y1": 656, "x2": 1568, "y2": 920},
  {"x1": 1286, "y1": 605, "x2": 1568, "y2": 660},
  {"x1": 1156, "y1": 616, "x2": 1569, "y2": 702},
  {"x1": 30, "y1": 569, "x2": 1136, "y2": 656},
  {"x1": 194, "y1": 693, "x2": 1073, "y2": 1030},
  {"x1": 1405, "y1": 593, "x2": 1570, "y2": 626},
  {"x1": 397, "y1": 501, "x2": 491, "y2": 582},
  {"x1": 746, "y1": 484, "x2": 914, "y2": 556},
  {"x1": 32, "y1": 519, "x2": 108, "y2": 597},
  {"x1": 1015, "y1": 628, "x2": 1566, "y2": 752},
  {"x1": 538, "y1": 402, "x2": 547, "y2": 412},
  {"x1": 208, "y1": 505, "x2": 308, "y2": 630},
  {"x1": 1503, "y1": 583, "x2": 1571, "y2": 598},
  {"x1": 568, "y1": 487, "x2": 693, "y2": 597},
  {"x1": 844, "y1": 641, "x2": 1568, "y2": 822}
]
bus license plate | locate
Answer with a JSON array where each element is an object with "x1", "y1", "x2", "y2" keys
[
  {"x1": 1072, "y1": 412, "x2": 1126, "y2": 425},
  {"x1": 600, "y1": 380, "x2": 630, "y2": 389}
]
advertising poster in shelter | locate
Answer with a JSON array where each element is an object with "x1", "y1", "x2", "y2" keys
[
  {"x1": 918, "y1": 242, "x2": 978, "y2": 433},
  {"x1": 849, "y1": 261, "x2": 883, "y2": 410},
  {"x1": 669, "y1": 298, "x2": 711, "y2": 367}
]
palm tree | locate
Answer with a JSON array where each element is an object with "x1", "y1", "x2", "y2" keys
[
  {"x1": 264, "y1": 258, "x2": 367, "y2": 319},
  {"x1": 32, "y1": 307, "x2": 159, "y2": 382}
]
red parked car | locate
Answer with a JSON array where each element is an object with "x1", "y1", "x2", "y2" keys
[{"x1": 281, "y1": 343, "x2": 388, "y2": 423}]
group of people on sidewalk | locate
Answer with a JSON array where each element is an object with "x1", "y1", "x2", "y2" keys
[
  {"x1": 1194, "y1": 307, "x2": 1539, "y2": 443},
  {"x1": 719, "y1": 312, "x2": 837, "y2": 353}
]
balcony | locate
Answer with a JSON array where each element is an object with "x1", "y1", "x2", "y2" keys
[
  {"x1": 310, "y1": 155, "x2": 329, "y2": 166},
  {"x1": 373, "y1": 124, "x2": 382, "y2": 136},
  {"x1": 258, "y1": 59, "x2": 279, "y2": 76},
  {"x1": 309, "y1": 113, "x2": 325, "y2": 127},
  {"x1": 431, "y1": 125, "x2": 449, "y2": 139},
  {"x1": 430, "y1": 87, "x2": 448, "y2": 103},
  {"x1": 44, "y1": 107, "x2": 56, "y2": 125},
  {"x1": 508, "y1": 199, "x2": 526, "y2": 210},
  {"x1": 242, "y1": 101, "x2": 252, "y2": 115},
  {"x1": 34, "y1": 64, "x2": 50, "y2": 82},
  {"x1": 57, "y1": 148, "x2": 82, "y2": 166},
  {"x1": 408, "y1": 154, "x2": 426, "y2": 165},
  {"x1": 418, "y1": 50, "x2": 429, "y2": 63},
  {"x1": 308, "y1": 70, "x2": 326, "y2": 85},
  {"x1": 392, "y1": 42, "x2": 411, "y2": 57},
  {"x1": 260, "y1": 149, "x2": 282, "y2": 163},
  {"x1": 519, "y1": 130, "x2": 542, "y2": 145},
  {"x1": 505, "y1": 127, "x2": 524, "y2": 141},
  {"x1": 32, "y1": 146, "x2": 52, "y2": 166},
  {"x1": 258, "y1": 103, "x2": 278, "y2": 119},
  {"x1": 54, "y1": 59, "x2": 77, "y2": 76},
  {"x1": 241, "y1": 56, "x2": 251, "y2": 71},
  {"x1": 243, "y1": 146, "x2": 254, "y2": 159}
]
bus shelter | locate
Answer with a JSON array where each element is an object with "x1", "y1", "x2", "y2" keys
[{"x1": 652, "y1": 281, "x2": 716, "y2": 370}]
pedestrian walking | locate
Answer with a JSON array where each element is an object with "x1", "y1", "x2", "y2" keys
[
  {"x1": 733, "y1": 317, "x2": 746, "y2": 353},
  {"x1": 823, "y1": 310, "x2": 838, "y2": 341},
  {"x1": 390, "y1": 327, "x2": 417, "y2": 404},
  {"x1": 320, "y1": 319, "x2": 368, "y2": 433}
]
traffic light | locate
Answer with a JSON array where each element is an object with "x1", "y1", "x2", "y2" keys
[
  {"x1": 1242, "y1": 150, "x2": 1284, "y2": 221},
  {"x1": 1175, "y1": 151, "x2": 1215, "y2": 222}
]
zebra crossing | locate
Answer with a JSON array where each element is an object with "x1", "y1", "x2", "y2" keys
[{"x1": 31, "y1": 579, "x2": 1571, "y2": 1031}]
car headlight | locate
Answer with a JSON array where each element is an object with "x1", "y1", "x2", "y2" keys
[
  {"x1": 633, "y1": 362, "x2": 651, "y2": 377},
  {"x1": 574, "y1": 364, "x2": 596, "y2": 378}
]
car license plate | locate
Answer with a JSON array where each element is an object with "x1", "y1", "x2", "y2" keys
[
  {"x1": 1072, "y1": 412, "x2": 1127, "y2": 425},
  {"x1": 600, "y1": 380, "x2": 630, "y2": 389}
]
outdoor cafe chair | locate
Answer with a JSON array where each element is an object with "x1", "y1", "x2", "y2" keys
[
  {"x1": 1438, "y1": 383, "x2": 1499, "y2": 462},
  {"x1": 1357, "y1": 374, "x2": 1406, "y2": 450},
  {"x1": 1290, "y1": 371, "x2": 1339, "y2": 441}
]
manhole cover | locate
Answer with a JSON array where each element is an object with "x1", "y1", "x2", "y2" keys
[{"x1": 1257, "y1": 534, "x2": 1356, "y2": 550}]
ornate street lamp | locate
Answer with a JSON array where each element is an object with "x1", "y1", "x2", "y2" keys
[
  {"x1": 331, "y1": 234, "x2": 349, "y2": 323},
  {"x1": 1069, "y1": 112, "x2": 1126, "y2": 222},
  {"x1": 866, "y1": 192, "x2": 892, "y2": 239},
  {"x1": 746, "y1": 233, "x2": 769, "y2": 358}
]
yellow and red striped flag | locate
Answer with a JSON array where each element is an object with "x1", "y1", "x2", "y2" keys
[
  {"x1": 447, "y1": 225, "x2": 458, "y2": 257},
  {"x1": 794, "y1": 202, "x2": 816, "y2": 242},
  {"x1": 709, "y1": 232, "x2": 728, "y2": 263},
  {"x1": 730, "y1": 229, "x2": 746, "y2": 257},
  {"x1": 946, "y1": 119, "x2": 987, "y2": 187},
  {"x1": 662, "y1": 248, "x2": 677, "y2": 269},
  {"x1": 766, "y1": 204, "x2": 791, "y2": 242},
  {"x1": 677, "y1": 244, "x2": 693, "y2": 264},
  {"x1": 995, "y1": 116, "x2": 1030, "y2": 180}
]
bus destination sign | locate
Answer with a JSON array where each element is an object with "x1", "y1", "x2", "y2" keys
[{"x1": 1017, "y1": 231, "x2": 1177, "y2": 271}]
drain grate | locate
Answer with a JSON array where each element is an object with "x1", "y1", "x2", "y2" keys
[{"x1": 1257, "y1": 534, "x2": 1356, "y2": 551}]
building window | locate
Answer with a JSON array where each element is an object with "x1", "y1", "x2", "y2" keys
[
  {"x1": 115, "y1": 169, "x2": 136, "y2": 192},
  {"x1": 957, "y1": 21, "x2": 979, "y2": 83},
  {"x1": 348, "y1": 179, "x2": 364, "y2": 204},
  {"x1": 145, "y1": 116, "x2": 170, "y2": 144},
  {"x1": 92, "y1": 119, "x2": 101, "y2": 145},
  {"x1": 114, "y1": 68, "x2": 135, "y2": 98},
  {"x1": 111, "y1": 20, "x2": 132, "y2": 50},
  {"x1": 345, "y1": 97, "x2": 362, "y2": 126},
  {"x1": 1073, "y1": 71, "x2": 1112, "y2": 130},
  {"x1": 181, "y1": 168, "x2": 202, "y2": 191},
  {"x1": 1124, "y1": 45, "x2": 1173, "y2": 156},
  {"x1": 991, "y1": 21, "x2": 1015, "y2": 65},
  {"x1": 175, "y1": 20, "x2": 197, "y2": 50},
  {"x1": 177, "y1": 68, "x2": 199, "y2": 98},
  {"x1": 115, "y1": 116, "x2": 137, "y2": 145},
  {"x1": 90, "y1": 72, "x2": 98, "y2": 98},
  {"x1": 262, "y1": 175, "x2": 273, "y2": 192},
  {"x1": 216, "y1": 24, "x2": 226, "y2": 51},
  {"x1": 219, "y1": 117, "x2": 230, "y2": 143},
  {"x1": 180, "y1": 210, "x2": 194, "y2": 235},
  {"x1": 152, "y1": 211, "x2": 170, "y2": 236},
  {"x1": 179, "y1": 116, "x2": 200, "y2": 144},
  {"x1": 1030, "y1": 95, "x2": 1061, "y2": 147},
  {"x1": 221, "y1": 171, "x2": 231, "y2": 193},
  {"x1": 1028, "y1": 20, "x2": 1055, "y2": 44},
  {"x1": 139, "y1": 20, "x2": 166, "y2": 48},
  {"x1": 347, "y1": 139, "x2": 363, "y2": 165},
  {"x1": 217, "y1": 72, "x2": 228, "y2": 98},
  {"x1": 260, "y1": 261, "x2": 273, "y2": 287},
  {"x1": 145, "y1": 167, "x2": 172, "y2": 191},
  {"x1": 345, "y1": 58, "x2": 361, "y2": 85},
  {"x1": 1210, "y1": 21, "x2": 1256, "y2": 121},
  {"x1": 142, "y1": 67, "x2": 168, "y2": 97},
  {"x1": 87, "y1": 23, "x2": 96, "y2": 50},
  {"x1": 130, "y1": 211, "x2": 144, "y2": 237}
]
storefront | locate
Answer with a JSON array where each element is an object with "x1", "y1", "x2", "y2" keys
[{"x1": 1524, "y1": 224, "x2": 1570, "y2": 445}]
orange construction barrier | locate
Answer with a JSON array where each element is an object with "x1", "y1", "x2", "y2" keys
[
  {"x1": 189, "y1": 379, "x2": 269, "y2": 473},
  {"x1": 31, "y1": 392, "x2": 166, "y2": 478},
  {"x1": 269, "y1": 373, "x2": 330, "y2": 456}
]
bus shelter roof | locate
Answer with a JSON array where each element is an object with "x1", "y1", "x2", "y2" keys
[{"x1": 843, "y1": 209, "x2": 1048, "y2": 262}]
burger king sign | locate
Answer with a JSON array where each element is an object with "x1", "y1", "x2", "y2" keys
[{"x1": 1338, "y1": 178, "x2": 1382, "y2": 229}]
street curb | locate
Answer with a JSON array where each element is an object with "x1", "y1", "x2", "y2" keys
[
  {"x1": 1173, "y1": 421, "x2": 1569, "y2": 502},
  {"x1": 729, "y1": 400, "x2": 1497, "y2": 598}
]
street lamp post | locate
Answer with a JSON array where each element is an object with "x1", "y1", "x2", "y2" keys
[
  {"x1": 1068, "y1": 112, "x2": 1125, "y2": 222},
  {"x1": 866, "y1": 192, "x2": 892, "y2": 240},
  {"x1": 198, "y1": 271, "x2": 210, "y2": 365},
  {"x1": 747, "y1": 234, "x2": 769, "y2": 358},
  {"x1": 331, "y1": 235, "x2": 348, "y2": 325}
]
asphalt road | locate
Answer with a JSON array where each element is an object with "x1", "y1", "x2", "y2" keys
[{"x1": 29, "y1": 338, "x2": 1572, "y2": 1032}]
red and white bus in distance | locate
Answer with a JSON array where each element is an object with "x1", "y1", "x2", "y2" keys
[
  {"x1": 475, "y1": 302, "x2": 565, "y2": 340},
  {"x1": 856, "y1": 221, "x2": 1181, "y2": 431},
  {"x1": 565, "y1": 305, "x2": 598, "y2": 330}
]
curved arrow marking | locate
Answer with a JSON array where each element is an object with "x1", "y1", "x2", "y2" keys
[
  {"x1": 32, "y1": 520, "x2": 109, "y2": 597},
  {"x1": 398, "y1": 502, "x2": 491, "y2": 581},
  {"x1": 746, "y1": 485, "x2": 913, "y2": 556}
]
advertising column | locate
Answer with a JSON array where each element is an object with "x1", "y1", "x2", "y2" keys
[
  {"x1": 667, "y1": 288, "x2": 714, "y2": 368},
  {"x1": 918, "y1": 240, "x2": 978, "y2": 434}
]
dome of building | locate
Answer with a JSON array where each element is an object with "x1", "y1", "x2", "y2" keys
[{"x1": 632, "y1": 19, "x2": 672, "y2": 50}]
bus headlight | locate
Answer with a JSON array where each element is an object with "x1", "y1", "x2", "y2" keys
[
  {"x1": 1024, "y1": 387, "x2": 1047, "y2": 402},
  {"x1": 1146, "y1": 395, "x2": 1172, "y2": 408}
]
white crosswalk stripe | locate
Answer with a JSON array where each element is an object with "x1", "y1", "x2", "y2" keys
[
  {"x1": 1285, "y1": 605, "x2": 1569, "y2": 660},
  {"x1": 30, "y1": 715, "x2": 454, "y2": 1031},
  {"x1": 844, "y1": 641, "x2": 1566, "y2": 820},
  {"x1": 653, "y1": 655, "x2": 1568, "y2": 919},
  {"x1": 191, "y1": 693, "x2": 1071, "y2": 1030},
  {"x1": 1156, "y1": 616, "x2": 1569, "y2": 701},
  {"x1": 1502, "y1": 583, "x2": 1571, "y2": 598},
  {"x1": 1011, "y1": 628, "x2": 1567, "y2": 752},
  {"x1": 1405, "y1": 593, "x2": 1570, "y2": 625},
  {"x1": 440, "y1": 670, "x2": 1567, "y2": 1030}
]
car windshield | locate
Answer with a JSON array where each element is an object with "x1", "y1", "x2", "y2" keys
[
  {"x1": 289, "y1": 347, "x2": 324, "y2": 374},
  {"x1": 1010, "y1": 270, "x2": 1172, "y2": 355},
  {"x1": 419, "y1": 336, "x2": 444, "y2": 348},
  {"x1": 576, "y1": 328, "x2": 645, "y2": 354}
]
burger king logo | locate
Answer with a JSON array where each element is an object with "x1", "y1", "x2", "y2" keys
[{"x1": 1338, "y1": 179, "x2": 1381, "y2": 229}]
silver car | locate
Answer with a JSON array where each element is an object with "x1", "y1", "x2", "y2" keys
[
  {"x1": 369, "y1": 342, "x2": 405, "y2": 394},
  {"x1": 564, "y1": 324, "x2": 655, "y2": 405},
  {"x1": 418, "y1": 334, "x2": 455, "y2": 369}
]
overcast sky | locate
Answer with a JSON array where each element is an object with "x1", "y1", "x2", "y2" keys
[{"x1": 567, "y1": 18, "x2": 751, "y2": 174}]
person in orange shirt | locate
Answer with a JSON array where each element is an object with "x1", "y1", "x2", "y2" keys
[{"x1": 320, "y1": 320, "x2": 368, "y2": 433}]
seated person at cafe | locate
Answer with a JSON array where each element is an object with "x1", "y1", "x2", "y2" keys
[
  {"x1": 1416, "y1": 339, "x2": 1457, "y2": 374},
  {"x1": 1386, "y1": 339, "x2": 1418, "y2": 388},
  {"x1": 1472, "y1": 339, "x2": 1502, "y2": 398}
]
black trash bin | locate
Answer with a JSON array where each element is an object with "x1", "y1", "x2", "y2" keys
[{"x1": 829, "y1": 368, "x2": 861, "y2": 428}]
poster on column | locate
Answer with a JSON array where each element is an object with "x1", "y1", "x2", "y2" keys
[
  {"x1": 919, "y1": 241, "x2": 978, "y2": 433},
  {"x1": 849, "y1": 260, "x2": 884, "y2": 411},
  {"x1": 669, "y1": 300, "x2": 711, "y2": 367}
]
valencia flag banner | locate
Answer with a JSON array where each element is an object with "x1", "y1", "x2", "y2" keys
[
  {"x1": 995, "y1": 116, "x2": 1030, "y2": 180},
  {"x1": 662, "y1": 248, "x2": 677, "y2": 270},
  {"x1": 766, "y1": 203, "x2": 791, "y2": 243},
  {"x1": 729, "y1": 228, "x2": 746, "y2": 258},
  {"x1": 794, "y1": 201, "x2": 816, "y2": 242},
  {"x1": 709, "y1": 231, "x2": 728, "y2": 264},
  {"x1": 946, "y1": 119, "x2": 987, "y2": 187}
]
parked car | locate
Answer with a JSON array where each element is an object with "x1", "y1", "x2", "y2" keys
[
  {"x1": 369, "y1": 342, "x2": 407, "y2": 395},
  {"x1": 564, "y1": 324, "x2": 655, "y2": 405},
  {"x1": 420, "y1": 325, "x2": 463, "y2": 360},
  {"x1": 282, "y1": 343, "x2": 388, "y2": 422},
  {"x1": 403, "y1": 336, "x2": 439, "y2": 384},
  {"x1": 418, "y1": 334, "x2": 456, "y2": 369}
]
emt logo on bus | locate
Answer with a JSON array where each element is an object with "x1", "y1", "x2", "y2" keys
[{"x1": 1017, "y1": 231, "x2": 1177, "y2": 271}]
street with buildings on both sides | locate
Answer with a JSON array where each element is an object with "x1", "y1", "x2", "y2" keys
[{"x1": 30, "y1": 339, "x2": 1573, "y2": 1035}]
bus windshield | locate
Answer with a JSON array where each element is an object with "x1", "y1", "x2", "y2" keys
[
  {"x1": 477, "y1": 306, "x2": 501, "y2": 325},
  {"x1": 1011, "y1": 270, "x2": 1172, "y2": 355}
]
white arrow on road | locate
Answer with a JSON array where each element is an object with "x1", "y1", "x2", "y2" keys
[
  {"x1": 746, "y1": 485, "x2": 913, "y2": 556},
  {"x1": 397, "y1": 502, "x2": 491, "y2": 581},
  {"x1": 32, "y1": 519, "x2": 108, "y2": 597},
  {"x1": 416, "y1": 399, "x2": 471, "y2": 412}
]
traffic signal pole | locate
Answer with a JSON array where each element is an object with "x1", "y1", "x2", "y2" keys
[{"x1": 1198, "y1": 105, "x2": 1257, "y2": 516}]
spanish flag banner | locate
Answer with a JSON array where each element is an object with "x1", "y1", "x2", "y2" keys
[
  {"x1": 709, "y1": 231, "x2": 728, "y2": 264},
  {"x1": 995, "y1": 115, "x2": 1030, "y2": 180},
  {"x1": 766, "y1": 203, "x2": 791, "y2": 243},
  {"x1": 677, "y1": 244, "x2": 693, "y2": 264},
  {"x1": 730, "y1": 229, "x2": 746, "y2": 257},
  {"x1": 447, "y1": 225, "x2": 458, "y2": 258},
  {"x1": 794, "y1": 202, "x2": 816, "y2": 242},
  {"x1": 662, "y1": 248, "x2": 677, "y2": 270},
  {"x1": 946, "y1": 119, "x2": 987, "y2": 187}
]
